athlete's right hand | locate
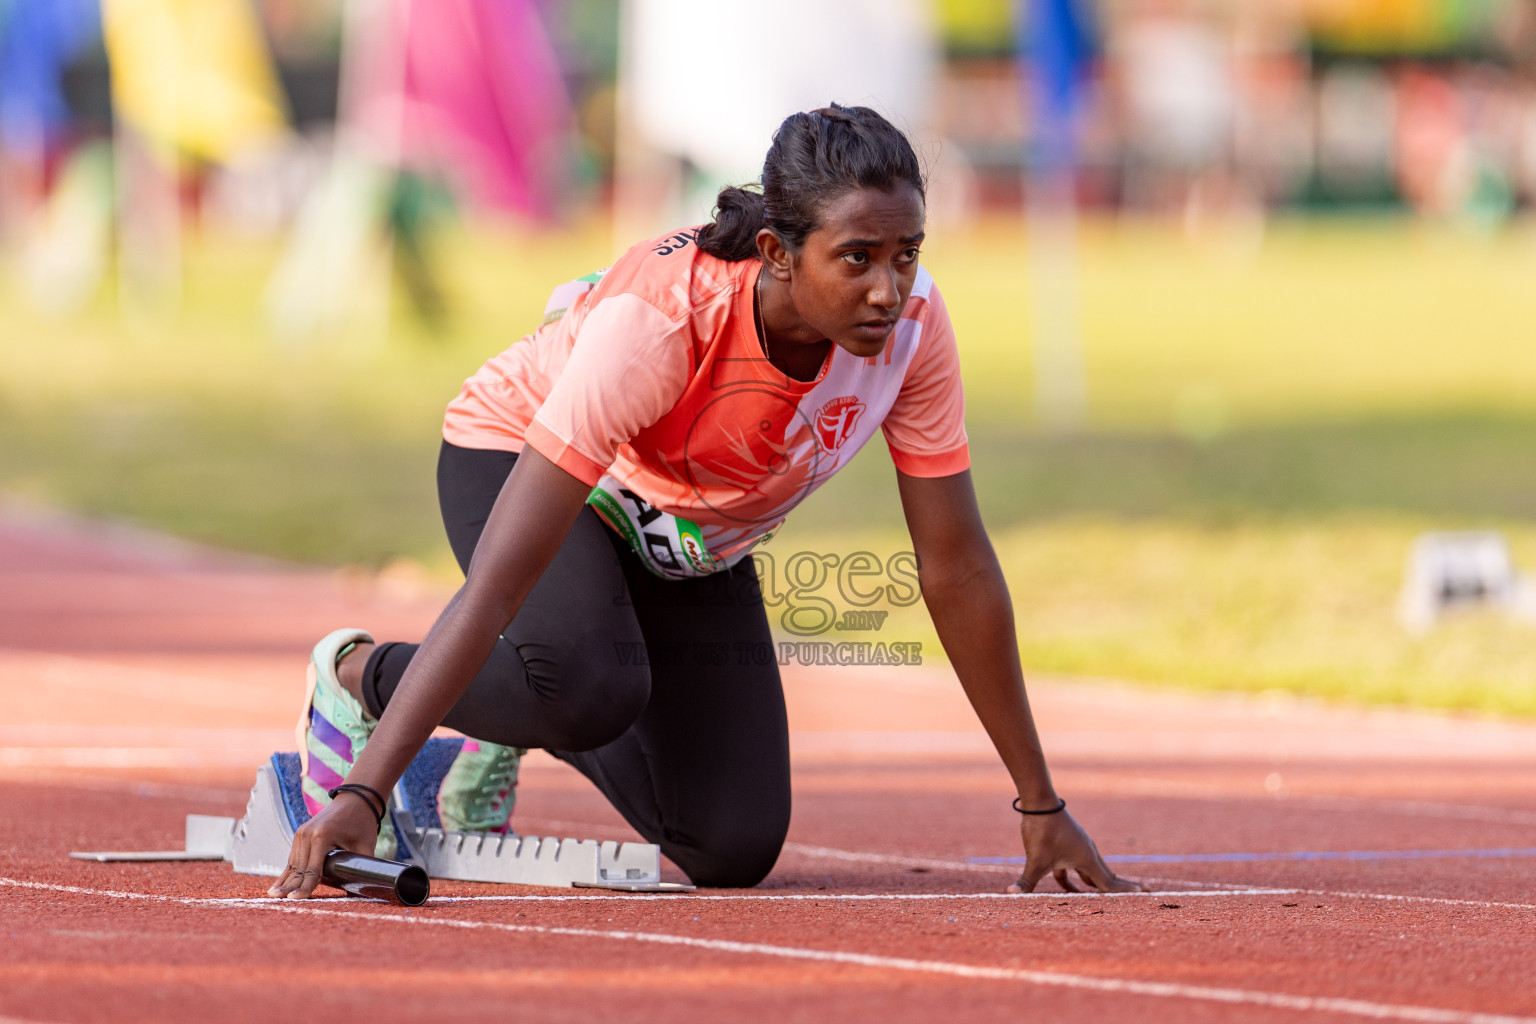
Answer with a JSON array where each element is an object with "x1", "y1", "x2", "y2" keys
[{"x1": 267, "y1": 792, "x2": 379, "y2": 900}]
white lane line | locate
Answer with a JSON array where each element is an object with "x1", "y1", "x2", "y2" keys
[
  {"x1": 965, "y1": 848, "x2": 1536, "y2": 866},
  {"x1": 2, "y1": 877, "x2": 1530, "y2": 1024},
  {"x1": 8, "y1": 875, "x2": 1532, "y2": 913},
  {"x1": 436, "y1": 889, "x2": 1299, "y2": 904},
  {"x1": 1054, "y1": 773, "x2": 1536, "y2": 826},
  {"x1": 782, "y1": 842, "x2": 1014, "y2": 874},
  {"x1": 781, "y1": 843, "x2": 1298, "y2": 892},
  {"x1": 431, "y1": 889, "x2": 1536, "y2": 912},
  {"x1": 0, "y1": 877, "x2": 1290, "y2": 906},
  {"x1": 0, "y1": 649, "x2": 279, "y2": 715},
  {"x1": 1143, "y1": 876, "x2": 1272, "y2": 891},
  {"x1": 0, "y1": 878, "x2": 276, "y2": 906},
  {"x1": 0, "y1": 748, "x2": 270, "y2": 768},
  {"x1": 0, "y1": 726, "x2": 291, "y2": 745},
  {"x1": 1318, "y1": 890, "x2": 1536, "y2": 913},
  {"x1": 0, "y1": 768, "x2": 245, "y2": 803},
  {"x1": 1305, "y1": 797, "x2": 1536, "y2": 828},
  {"x1": 778, "y1": 844, "x2": 1536, "y2": 910}
]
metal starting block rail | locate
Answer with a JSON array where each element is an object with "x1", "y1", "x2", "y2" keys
[{"x1": 72, "y1": 739, "x2": 691, "y2": 893}]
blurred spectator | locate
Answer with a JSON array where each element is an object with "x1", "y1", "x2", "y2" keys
[
  {"x1": 1315, "y1": 62, "x2": 1397, "y2": 205},
  {"x1": 1395, "y1": 65, "x2": 1470, "y2": 217},
  {"x1": 1230, "y1": 6, "x2": 1312, "y2": 208},
  {"x1": 1112, "y1": 0, "x2": 1235, "y2": 214}
]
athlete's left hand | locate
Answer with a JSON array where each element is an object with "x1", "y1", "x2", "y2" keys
[{"x1": 1008, "y1": 809, "x2": 1146, "y2": 894}]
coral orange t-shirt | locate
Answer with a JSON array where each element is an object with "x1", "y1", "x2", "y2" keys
[{"x1": 442, "y1": 227, "x2": 969, "y2": 578}]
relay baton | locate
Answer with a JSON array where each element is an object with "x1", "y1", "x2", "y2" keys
[{"x1": 323, "y1": 849, "x2": 430, "y2": 906}]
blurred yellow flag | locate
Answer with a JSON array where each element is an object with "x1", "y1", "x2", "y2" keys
[{"x1": 103, "y1": 0, "x2": 288, "y2": 162}]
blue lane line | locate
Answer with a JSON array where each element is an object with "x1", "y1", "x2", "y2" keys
[{"x1": 965, "y1": 848, "x2": 1536, "y2": 866}]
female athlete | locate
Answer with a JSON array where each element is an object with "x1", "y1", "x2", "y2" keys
[{"x1": 271, "y1": 104, "x2": 1141, "y2": 898}]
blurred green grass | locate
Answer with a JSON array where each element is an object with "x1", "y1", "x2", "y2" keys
[{"x1": 3, "y1": 217, "x2": 1535, "y2": 714}]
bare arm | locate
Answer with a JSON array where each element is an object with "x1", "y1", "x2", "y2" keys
[
  {"x1": 897, "y1": 469, "x2": 1141, "y2": 893},
  {"x1": 272, "y1": 448, "x2": 593, "y2": 898},
  {"x1": 343, "y1": 449, "x2": 592, "y2": 792}
]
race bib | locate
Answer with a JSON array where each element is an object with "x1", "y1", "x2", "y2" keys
[{"x1": 586, "y1": 476, "x2": 744, "y2": 579}]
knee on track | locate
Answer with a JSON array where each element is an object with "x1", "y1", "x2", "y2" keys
[
  {"x1": 529, "y1": 649, "x2": 651, "y2": 752},
  {"x1": 670, "y1": 809, "x2": 790, "y2": 889}
]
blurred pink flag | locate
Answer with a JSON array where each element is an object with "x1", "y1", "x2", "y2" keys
[{"x1": 349, "y1": 0, "x2": 572, "y2": 217}]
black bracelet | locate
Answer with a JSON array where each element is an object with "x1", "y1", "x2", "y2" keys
[
  {"x1": 333, "y1": 783, "x2": 387, "y2": 819},
  {"x1": 1012, "y1": 797, "x2": 1067, "y2": 816},
  {"x1": 333, "y1": 782, "x2": 387, "y2": 814},
  {"x1": 328, "y1": 783, "x2": 387, "y2": 825}
]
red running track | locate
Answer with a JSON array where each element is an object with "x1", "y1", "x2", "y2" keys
[{"x1": 2, "y1": 500, "x2": 1534, "y2": 1023}]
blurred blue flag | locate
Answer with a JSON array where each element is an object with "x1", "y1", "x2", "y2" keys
[
  {"x1": 1017, "y1": 0, "x2": 1095, "y2": 173},
  {"x1": 0, "y1": 0, "x2": 102, "y2": 151}
]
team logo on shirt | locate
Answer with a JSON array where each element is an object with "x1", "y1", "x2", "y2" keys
[{"x1": 815, "y1": 396, "x2": 866, "y2": 452}]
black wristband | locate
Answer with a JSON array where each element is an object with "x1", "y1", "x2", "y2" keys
[
  {"x1": 329, "y1": 783, "x2": 387, "y2": 825},
  {"x1": 1012, "y1": 797, "x2": 1067, "y2": 816}
]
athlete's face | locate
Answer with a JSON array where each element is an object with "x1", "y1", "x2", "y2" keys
[{"x1": 761, "y1": 184, "x2": 926, "y2": 362}]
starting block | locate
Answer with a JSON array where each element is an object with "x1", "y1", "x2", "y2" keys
[{"x1": 73, "y1": 738, "x2": 691, "y2": 892}]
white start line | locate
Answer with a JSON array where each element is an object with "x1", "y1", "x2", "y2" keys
[
  {"x1": 3, "y1": 876, "x2": 1533, "y2": 1024},
  {"x1": 436, "y1": 888, "x2": 1299, "y2": 903},
  {"x1": 776, "y1": 843, "x2": 1536, "y2": 910}
]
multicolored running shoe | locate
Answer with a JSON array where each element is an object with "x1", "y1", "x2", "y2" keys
[
  {"x1": 438, "y1": 739, "x2": 526, "y2": 834},
  {"x1": 295, "y1": 627, "x2": 396, "y2": 859}
]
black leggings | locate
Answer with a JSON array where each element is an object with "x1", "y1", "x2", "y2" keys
[{"x1": 359, "y1": 441, "x2": 791, "y2": 887}]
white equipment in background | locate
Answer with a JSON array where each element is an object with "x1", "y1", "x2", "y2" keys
[
  {"x1": 614, "y1": 0, "x2": 939, "y2": 240},
  {"x1": 1399, "y1": 531, "x2": 1536, "y2": 633}
]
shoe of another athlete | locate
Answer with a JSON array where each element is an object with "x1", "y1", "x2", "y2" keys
[
  {"x1": 295, "y1": 627, "x2": 396, "y2": 859},
  {"x1": 438, "y1": 739, "x2": 526, "y2": 834}
]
